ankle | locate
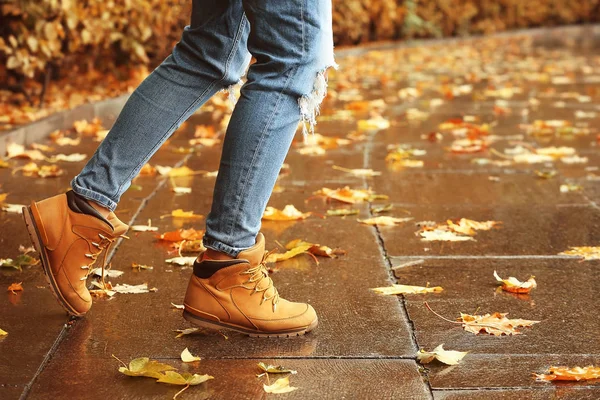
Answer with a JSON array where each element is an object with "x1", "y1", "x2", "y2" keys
[
  {"x1": 205, "y1": 248, "x2": 236, "y2": 261},
  {"x1": 86, "y1": 199, "x2": 111, "y2": 219}
]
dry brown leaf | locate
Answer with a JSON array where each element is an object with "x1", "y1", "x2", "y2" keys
[
  {"x1": 262, "y1": 205, "x2": 311, "y2": 221},
  {"x1": 534, "y1": 366, "x2": 600, "y2": 382},
  {"x1": 372, "y1": 284, "x2": 443, "y2": 295},
  {"x1": 494, "y1": 271, "x2": 537, "y2": 294},
  {"x1": 459, "y1": 312, "x2": 540, "y2": 336}
]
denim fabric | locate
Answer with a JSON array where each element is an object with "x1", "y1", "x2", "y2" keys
[{"x1": 71, "y1": 0, "x2": 336, "y2": 257}]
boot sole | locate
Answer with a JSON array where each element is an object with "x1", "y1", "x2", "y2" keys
[
  {"x1": 22, "y1": 205, "x2": 85, "y2": 318},
  {"x1": 182, "y1": 310, "x2": 318, "y2": 338}
]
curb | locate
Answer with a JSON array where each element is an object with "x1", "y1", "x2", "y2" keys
[
  {"x1": 2, "y1": 23, "x2": 599, "y2": 157},
  {"x1": 0, "y1": 94, "x2": 129, "y2": 157}
]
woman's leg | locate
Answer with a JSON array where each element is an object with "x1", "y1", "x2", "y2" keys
[
  {"x1": 203, "y1": 0, "x2": 337, "y2": 256},
  {"x1": 70, "y1": 0, "x2": 251, "y2": 211}
]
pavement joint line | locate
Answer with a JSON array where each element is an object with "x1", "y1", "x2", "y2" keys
[
  {"x1": 390, "y1": 255, "x2": 582, "y2": 260},
  {"x1": 360, "y1": 121, "x2": 434, "y2": 399},
  {"x1": 104, "y1": 153, "x2": 194, "y2": 266},
  {"x1": 433, "y1": 386, "x2": 600, "y2": 391},
  {"x1": 16, "y1": 153, "x2": 194, "y2": 399},
  {"x1": 19, "y1": 321, "x2": 70, "y2": 400}
]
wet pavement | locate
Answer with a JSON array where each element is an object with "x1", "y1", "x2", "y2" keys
[{"x1": 1, "y1": 26, "x2": 600, "y2": 399}]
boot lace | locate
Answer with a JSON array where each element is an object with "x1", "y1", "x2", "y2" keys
[
  {"x1": 80, "y1": 232, "x2": 129, "y2": 285},
  {"x1": 240, "y1": 250, "x2": 280, "y2": 312}
]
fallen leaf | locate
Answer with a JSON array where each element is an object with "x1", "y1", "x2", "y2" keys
[
  {"x1": 560, "y1": 183, "x2": 582, "y2": 193},
  {"x1": 91, "y1": 268, "x2": 124, "y2": 278},
  {"x1": 155, "y1": 165, "x2": 198, "y2": 177},
  {"x1": 262, "y1": 205, "x2": 311, "y2": 221},
  {"x1": 459, "y1": 312, "x2": 540, "y2": 336},
  {"x1": 180, "y1": 348, "x2": 201, "y2": 363},
  {"x1": 534, "y1": 366, "x2": 600, "y2": 381},
  {"x1": 358, "y1": 216, "x2": 413, "y2": 226},
  {"x1": 0, "y1": 328, "x2": 7, "y2": 336},
  {"x1": 315, "y1": 187, "x2": 388, "y2": 204},
  {"x1": 371, "y1": 204, "x2": 393, "y2": 214},
  {"x1": 157, "y1": 228, "x2": 204, "y2": 242},
  {"x1": 417, "y1": 344, "x2": 468, "y2": 365},
  {"x1": 420, "y1": 229, "x2": 475, "y2": 242},
  {"x1": 7, "y1": 282, "x2": 23, "y2": 294},
  {"x1": 170, "y1": 303, "x2": 184, "y2": 309},
  {"x1": 263, "y1": 376, "x2": 298, "y2": 394},
  {"x1": 174, "y1": 328, "x2": 201, "y2": 338},
  {"x1": 156, "y1": 370, "x2": 213, "y2": 386},
  {"x1": 165, "y1": 209, "x2": 204, "y2": 220},
  {"x1": 266, "y1": 239, "x2": 343, "y2": 264},
  {"x1": 118, "y1": 357, "x2": 176, "y2": 379},
  {"x1": 6, "y1": 142, "x2": 45, "y2": 160},
  {"x1": 372, "y1": 284, "x2": 443, "y2": 295},
  {"x1": 559, "y1": 247, "x2": 600, "y2": 260},
  {"x1": 326, "y1": 208, "x2": 359, "y2": 216},
  {"x1": 165, "y1": 256, "x2": 197, "y2": 266},
  {"x1": 494, "y1": 271, "x2": 537, "y2": 294},
  {"x1": 47, "y1": 153, "x2": 87, "y2": 163},
  {"x1": 332, "y1": 165, "x2": 381, "y2": 177},
  {"x1": 257, "y1": 362, "x2": 297, "y2": 375},
  {"x1": 357, "y1": 116, "x2": 390, "y2": 130},
  {"x1": 132, "y1": 263, "x2": 154, "y2": 271},
  {"x1": 171, "y1": 186, "x2": 192, "y2": 194},
  {"x1": 131, "y1": 219, "x2": 159, "y2": 232}
]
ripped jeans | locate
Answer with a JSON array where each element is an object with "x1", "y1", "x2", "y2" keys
[{"x1": 70, "y1": 0, "x2": 336, "y2": 256}]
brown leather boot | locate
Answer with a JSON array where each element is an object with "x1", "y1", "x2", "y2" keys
[
  {"x1": 183, "y1": 233, "x2": 318, "y2": 337},
  {"x1": 22, "y1": 190, "x2": 129, "y2": 317}
]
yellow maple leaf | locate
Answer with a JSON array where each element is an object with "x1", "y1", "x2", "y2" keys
[
  {"x1": 534, "y1": 366, "x2": 600, "y2": 381},
  {"x1": 0, "y1": 328, "x2": 7, "y2": 336},
  {"x1": 459, "y1": 312, "x2": 539, "y2": 336},
  {"x1": 417, "y1": 344, "x2": 468, "y2": 365},
  {"x1": 262, "y1": 205, "x2": 311, "y2": 221},
  {"x1": 263, "y1": 376, "x2": 298, "y2": 394},
  {"x1": 371, "y1": 284, "x2": 443, "y2": 295},
  {"x1": 493, "y1": 271, "x2": 536, "y2": 294}
]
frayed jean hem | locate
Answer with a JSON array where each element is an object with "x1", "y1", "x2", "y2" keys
[{"x1": 70, "y1": 178, "x2": 118, "y2": 212}]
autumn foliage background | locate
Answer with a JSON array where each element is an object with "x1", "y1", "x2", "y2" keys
[{"x1": 1, "y1": 0, "x2": 599, "y2": 115}]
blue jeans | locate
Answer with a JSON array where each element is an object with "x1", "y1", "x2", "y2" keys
[{"x1": 70, "y1": 0, "x2": 336, "y2": 257}]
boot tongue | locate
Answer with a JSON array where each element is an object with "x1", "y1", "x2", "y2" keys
[
  {"x1": 107, "y1": 212, "x2": 130, "y2": 236},
  {"x1": 236, "y1": 233, "x2": 265, "y2": 266}
]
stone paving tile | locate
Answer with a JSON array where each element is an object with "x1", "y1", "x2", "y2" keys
[
  {"x1": 0, "y1": 116, "x2": 204, "y2": 394},
  {"x1": 434, "y1": 388, "x2": 600, "y2": 400},
  {"x1": 28, "y1": 358, "x2": 430, "y2": 400},
  {"x1": 52, "y1": 178, "x2": 414, "y2": 360},
  {"x1": 391, "y1": 258, "x2": 600, "y2": 355},
  {"x1": 426, "y1": 354, "x2": 600, "y2": 390},
  {"x1": 377, "y1": 204, "x2": 600, "y2": 256}
]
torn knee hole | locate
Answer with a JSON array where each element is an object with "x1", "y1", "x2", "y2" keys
[{"x1": 298, "y1": 65, "x2": 336, "y2": 136}]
